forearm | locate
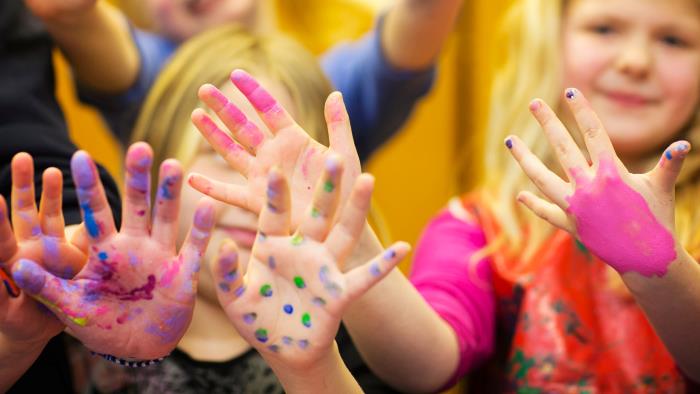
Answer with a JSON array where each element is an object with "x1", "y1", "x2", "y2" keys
[
  {"x1": 0, "y1": 334, "x2": 48, "y2": 391},
  {"x1": 624, "y1": 249, "x2": 700, "y2": 381},
  {"x1": 382, "y1": 0, "x2": 463, "y2": 70},
  {"x1": 41, "y1": 1, "x2": 139, "y2": 93},
  {"x1": 266, "y1": 342, "x2": 362, "y2": 394},
  {"x1": 343, "y1": 226, "x2": 460, "y2": 392}
]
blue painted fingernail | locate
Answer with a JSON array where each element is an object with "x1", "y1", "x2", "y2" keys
[
  {"x1": 565, "y1": 88, "x2": 576, "y2": 100},
  {"x1": 505, "y1": 139, "x2": 513, "y2": 149}
]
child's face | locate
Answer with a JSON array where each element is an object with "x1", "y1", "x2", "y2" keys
[
  {"x1": 562, "y1": 0, "x2": 700, "y2": 161},
  {"x1": 146, "y1": 0, "x2": 261, "y2": 42},
  {"x1": 178, "y1": 76, "x2": 298, "y2": 303}
]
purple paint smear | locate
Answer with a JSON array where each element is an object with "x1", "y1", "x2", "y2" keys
[{"x1": 566, "y1": 158, "x2": 676, "y2": 277}]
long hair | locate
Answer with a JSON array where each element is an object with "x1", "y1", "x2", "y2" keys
[
  {"x1": 131, "y1": 24, "x2": 333, "y2": 173},
  {"x1": 480, "y1": 0, "x2": 700, "y2": 272}
]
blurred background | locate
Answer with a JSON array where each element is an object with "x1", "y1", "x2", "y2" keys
[{"x1": 55, "y1": 0, "x2": 512, "y2": 281}]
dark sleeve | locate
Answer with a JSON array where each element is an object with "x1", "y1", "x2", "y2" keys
[
  {"x1": 321, "y1": 16, "x2": 436, "y2": 162},
  {"x1": 0, "y1": 0, "x2": 121, "y2": 227}
]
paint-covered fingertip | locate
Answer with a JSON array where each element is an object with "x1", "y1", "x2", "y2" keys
[
  {"x1": 11, "y1": 259, "x2": 46, "y2": 295},
  {"x1": 565, "y1": 87, "x2": 578, "y2": 100},
  {"x1": 504, "y1": 137, "x2": 514, "y2": 149}
]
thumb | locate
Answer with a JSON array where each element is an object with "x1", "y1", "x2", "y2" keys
[{"x1": 651, "y1": 140, "x2": 691, "y2": 194}]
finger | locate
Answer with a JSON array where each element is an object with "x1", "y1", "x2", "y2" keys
[
  {"x1": 178, "y1": 198, "x2": 215, "y2": 294},
  {"x1": 0, "y1": 196, "x2": 18, "y2": 264},
  {"x1": 187, "y1": 173, "x2": 253, "y2": 211},
  {"x1": 258, "y1": 168, "x2": 291, "y2": 237},
  {"x1": 68, "y1": 224, "x2": 89, "y2": 255},
  {"x1": 516, "y1": 191, "x2": 573, "y2": 233},
  {"x1": 198, "y1": 84, "x2": 266, "y2": 151},
  {"x1": 0, "y1": 267, "x2": 19, "y2": 297},
  {"x1": 210, "y1": 239, "x2": 245, "y2": 307},
  {"x1": 529, "y1": 98, "x2": 589, "y2": 182},
  {"x1": 151, "y1": 160, "x2": 183, "y2": 249},
  {"x1": 325, "y1": 92, "x2": 359, "y2": 159},
  {"x1": 11, "y1": 259, "x2": 87, "y2": 327},
  {"x1": 344, "y1": 242, "x2": 410, "y2": 301},
  {"x1": 121, "y1": 142, "x2": 153, "y2": 236},
  {"x1": 38, "y1": 167, "x2": 65, "y2": 238},
  {"x1": 298, "y1": 155, "x2": 343, "y2": 242},
  {"x1": 71, "y1": 151, "x2": 117, "y2": 242},
  {"x1": 651, "y1": 140, "x2": 692, "y2": 194},
  {"x1": 191, "y1": 108, "x2": 253, "y2": 175},
  {"x1": 564, "y1": 88, "x2": 615, "y2": 165},
  {"x1": 230, "y1": 69, "x2": 296, "y2": 132},
  {"x1": 11, "y1": 152, "x2": 40, "y2": 240},
  {"x1": 325, "y1": 174, "x2": 374, "y2": 262},
  {"x1": 506, "y1": 135, "x2": 570, "y2": 208}
]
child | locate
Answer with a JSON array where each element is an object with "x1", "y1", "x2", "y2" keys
[
  {"x1": 192, "y1": 0, "x2": 700, "y2": 391},
  {"x1": 66, "y1": 26, "x2": 407, "y2": 393},
  {"x1": 26, "y1": 0, "x2": 462, "y2": 161}
]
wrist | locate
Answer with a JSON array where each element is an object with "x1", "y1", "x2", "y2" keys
[{"x1": 622, "y1": 245, "x2": 694, "y2": 294}]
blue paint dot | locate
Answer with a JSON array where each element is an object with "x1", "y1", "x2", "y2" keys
[
  {"x1": 282, "y1": 336, "x2": 293, "y2": 345},
  {"x1": 218, "y1": 282, "x2": 231, "y2": 292},
  {"x1": 82, "y1": 203, "x2": 100, "y2": 238},
  {"x1": 298, "y1": 339, "x2": 309, "y2": 349},
  {"x1": 665, "y1": 150, "x2": 673, "y2": 160},
  {"x1": 268, "y1": 256, "x2": 276, "y2": 269},
  {"x1": 370, "y1": 262, "x2": 381, "y2": 277},
  {"x1": 283, "y1": 304, "x2": 294, "y2": 314},
  {"x1": 98, "y1": 251, "x2": 108, "y2": 261},
  {"x1": 505, "y1": 139, "x2": 513, "y2": 149},
  {"x1": 566, "y1": 88, "x2": 576, "y2": 99}
]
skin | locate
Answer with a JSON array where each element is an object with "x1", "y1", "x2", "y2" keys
[
  {"x1": 190, "y1": 70, "x2": 459, "y2": 392},
  {"x1": 9, "y1": 144, "x2": 216, "y2": 361},
  {"x1": 561, "y1": 0, "x2": 700, "y2": 163},
  {"x1": 507, "y1": 88, "x2": 700, "y2": 381}
]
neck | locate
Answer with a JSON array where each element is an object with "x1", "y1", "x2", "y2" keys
[{"x1": 178, "y1": 295, "x2": 250, "y2": 361}]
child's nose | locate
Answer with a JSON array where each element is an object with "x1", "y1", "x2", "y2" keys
[{"x1": 614, "y1": 33, "x2": 652, "y2": 79}]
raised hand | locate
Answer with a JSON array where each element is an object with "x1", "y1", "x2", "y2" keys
[
  {"x1": 0, "y1": 153, "x2": 86, "y2": 345},
  {"x1": 506, "y1": 88, "x2": 687, "y2": 277},
  {"x1": 11, "y1": 143, "x2": 215, "y2": 361},
  {"x1": 209, "y1": 155, "x2": 409, "y2": 368},
  {"x1": 188, "y1": 69, "x2": 361, "y2": 228}
]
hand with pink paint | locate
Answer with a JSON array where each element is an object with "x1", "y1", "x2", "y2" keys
[
  {"x1": 209, "y1": 155, "x2": 408, "y2": 386},
  {"x1": 188, "y1": 69, "x2": 362, "y2": 230},
  {"x1": 507, "y1": 88, "x2": 689, "y2": 278},
  {"x1": 0, "y1": 153, "x2": 87, "y2": 347},
  {"x1": 10, "y1": 143, "x2": 216, "y2": 362}
]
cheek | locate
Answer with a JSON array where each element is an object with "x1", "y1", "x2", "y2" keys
[
  {"x1": 658, "y1": 62, "x2": 700, "y2": 124},
  {"x1": 562, "y1": 34, "x2": 610, "y2": 90}
]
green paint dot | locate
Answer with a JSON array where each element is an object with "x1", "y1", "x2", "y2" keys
[
  {"x1": 323, "y1": 180, "x2": 335, "y2": 193},
  {"x1": 259, "y1": 284, "x2": 273, "y2": 297},
  {"x1": 255, "y1": 328, "x2": 269, "y2": 343},
  {"x1": 311, "y1": 207, "x2": 321, "y2": 218},
  {"x1": 294, "y1": 276, "x2": 306, "y2": 289},
  {"x1": 291, "y1": 233, "x2": 304, "y2": 246},
  {"x1": 301, "y1": 312, "x2": 311, "y2": 328}
]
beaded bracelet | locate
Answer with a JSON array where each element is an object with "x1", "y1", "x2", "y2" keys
[{"x1": 91, "y1": 351, "x2": 167, "y2": 368}]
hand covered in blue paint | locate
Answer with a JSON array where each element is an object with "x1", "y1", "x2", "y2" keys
[
  {"x1": 210, "y1": 155, "x2": 409, "y2": 371},
  {"x1": 0, "y1": 153, "x2": 86, "y2": 346},
  {"x1": 188, "y1": 69, "x2": 362, "y2": 229},
  {"x1": 11, "y1": 143, "x2": 216, "y2": 361}
]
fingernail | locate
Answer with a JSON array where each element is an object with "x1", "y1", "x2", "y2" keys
[
  {"x1": 565, "y1": 88, "x2": 577, "y2": 100},
  {"x1": 529, "y1": 99, "x2": 541, "y2": 112},
  {"x1": 71, "y1": 151, "x2": 95, "y2": 189},
  {"x1": 505, "y1": 138, "x2": 513, "y2": 149}
]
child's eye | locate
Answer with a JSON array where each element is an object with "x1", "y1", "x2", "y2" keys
[
  {"x1": 661, "y1": 35, "x2": 687, "y2": 48},
  {"x1": 591, "y1": 25, "x2": 614, "y2": 35}
]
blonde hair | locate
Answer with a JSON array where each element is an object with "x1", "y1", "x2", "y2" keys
[
  {"x1": 131, "y1": 24, "x2": 333, "y2": 171},
  {"x1": 481, "y1": 0, "x2": 700, "y2": 270}
]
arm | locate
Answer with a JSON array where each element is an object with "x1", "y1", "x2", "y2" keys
[
  {"x1": 25, "y1": 0, "x2": 139, "y2": 93},
  {"x1": 0, "y1": 333, "x2": 48, "y2": 392},
  {"x1": 382, "y1": 0, "x2": 463, "y2": 70},
  {"x1": 341, "y1": 208, "x2": 496, "y2": 392},
  {"x1": 508, "y1": 88, "x2": 700, "y2": 381}
]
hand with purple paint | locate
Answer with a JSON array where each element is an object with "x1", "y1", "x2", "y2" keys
[
  {"x1": 188, "y1": 69, "x2": 361, "y2": 229},
  {"x1": 0, "y1": 153, "x2": 87, "y2": 346},
  {"x1": 209, "y1": 155, "x2": 409, "y2": 379},
  {"x1": 10, "y1": 143, "x2": 216, "y2": 361},
  {"x1": 507, "y1": 88, "x2": 690, "y2": 278}
]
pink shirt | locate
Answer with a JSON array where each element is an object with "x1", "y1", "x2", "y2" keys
[{"x1": 409, "y1": 208, "x2": 496, "y2": 388}]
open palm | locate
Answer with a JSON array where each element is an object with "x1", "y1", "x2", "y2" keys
[
  {"x1": 188, "y1": 69, "x2": 361, "y2": 229},
  {"x1": 0, "y1": 153, "x2": 86, "y2": 344},
  {"x1": 507, "y1": 88, "x2": 686, "y2": 277},
  {"x1": 210, "y1": 157, "x2": 408, "y2": 368},
  {"x1": 12, "y1": 143, "x2": 215, "y2": 361}
]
